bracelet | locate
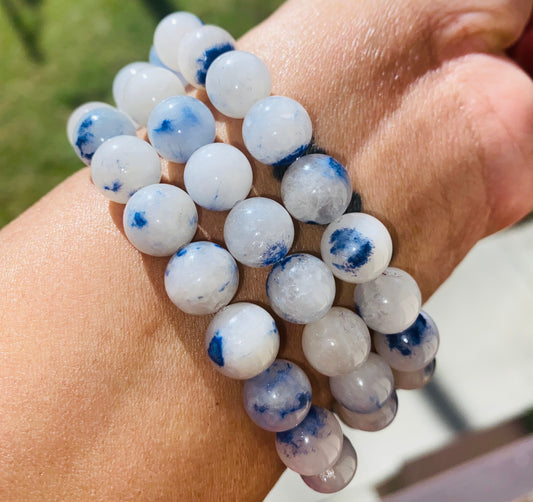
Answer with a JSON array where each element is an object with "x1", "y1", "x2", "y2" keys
[{"x1": 67, "y1": 10, "x2": 440, "y2": 495}]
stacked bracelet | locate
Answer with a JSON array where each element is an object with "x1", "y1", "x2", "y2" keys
[{"x1": 67, "y1": 10, "x2": 440, "y2": 495}]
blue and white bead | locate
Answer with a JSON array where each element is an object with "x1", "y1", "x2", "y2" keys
[
  {"x1": 123, "y1": 183, "x2": 197, "y2": 257},
  {"x1": 153, "y1": 11, "x2": 203, "y2": 72},
  {"x1": 301, "y1": 435, "x2": 358, "y2": 494},
  {"x1": 329, "y1": 353, "x2": 394, "y2": 414},
  {"x1": 242, "y1": 96, "x2": 312, "y2": 167},
  {"x1": 321, "y1": 212, "x2": 393, "y2": 284},
  {"x1": 67, "y1": 101, "x2": 113, "y2": 146},
  {"x1": 72, "y1": 107, "x2": 137, "y2": 165},
  {"x1": 147, "y1": 95, "x2": 216, "y2": 163},
  {"x1": 281, "y1": 154, "x2": 353, "y2": 224},
  {"x1": 206, "y1": 50, "x2": 272, "y2": 119},
  {"x1": 353, "y1": 267, "x2": 421, "y2": 334},
  {"x1": 266, "y1": 254, "x2": 335, "y2": 324},
  {"x1": 205, "y1": 302, "x2": 280, "y2": 379},
  {"x1": 164, "y1": 241, "x2": 238, "y2": 315},
  {"x1": 275, "y1": 405, "x2": 343, "y2": 476},
  {"x1": 373, "y1": 310, "x2": 440, "y2": 372},
  {"x1": 393, "y1": 358, "x2": 436, "y2": 390},
  {"x1": 224, "y1": 197, "x2": 294, "y2": 267},
  {"x1": 112, "y1": 62, "x2": 152, "y2": 111},
  {"x1": 243, "y1": 359, "x2": 312, "y2": 432},
  {"x1": 178, "y1": 25, "x2": 235, "y2": 88},
  {"x1": 90, "y1": 135, "x2": 161, "y2": 203},
  {"x1": 302, "y1": 307, "x2": 370, "y2": 377},
  {"x1": 184, "y1": 143, "x2": 253, "y2": 211}
]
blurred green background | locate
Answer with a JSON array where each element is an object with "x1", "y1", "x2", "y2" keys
[{"x1": 0, "y1": 0, "x2": 283, "y2": 228}]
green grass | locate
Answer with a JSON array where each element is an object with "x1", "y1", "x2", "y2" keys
[{"x1": 0, "y1": 0, "x2": 283, "y2": 227}]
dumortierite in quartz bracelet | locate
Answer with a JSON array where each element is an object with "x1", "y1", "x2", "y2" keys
[{"x1": 67, "y1": 10, "x2": 440, "y2": 495}]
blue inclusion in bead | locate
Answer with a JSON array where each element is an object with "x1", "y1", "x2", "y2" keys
[
  {"x1": 272, "y1": 143, "x2": 309, "y2": 168},
  {"x1": 279, "y1": 392, "x2": 312, "y2": 419},
  {"x1": 207, "y1": 332, "x2": 224, "y2": 366},
  {"x1": 218, "y1": 280, "x2": 230, "y2": 293},
  {"x1": 176, "y1": 248, "x2": 187, "y2": 257},
  {"x1": 131, "y1": 211, "x2": 148, "y2": 229},
  {"x1": 154, "y1": 119, "x2": 174, "y2": 134},
  {"x1": 104, "y1": 180, "x2": 123, "y2": 192},
  {"x1": 326, "y1": 156, "x2": 350, "y2": 181},
  {"x1": 329, "y1": 227, "x2": 374, "y2": 271},
  {"x1": 260, "y1": 241, "x2": 289, "y2": 266},
  {"x1": 196, "y1": 42, "x2": 235, "y2": 85},
  {"x1": 385, "y1": 313, "x2": 428, "y2": 356},
  {"x1": 75, "y1": 117, "x2": 94, "y2": 160},
  {"x1": 277, "y1": 405, "x2": 326, "y2": 449}
]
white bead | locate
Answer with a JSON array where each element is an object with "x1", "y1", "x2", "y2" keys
[
  {"x1": 90, "y1": 135, "x2": 161, "y2": 203},
  {"x1": 67, "y1": 101, "x2": 113, "y2": 145},
  {"x1": 242, "y1": 96, "x2": 312, "y2": 166},
  {"x1": 354, "y1": 267, "x2": 421, "y2": 334},
  {"x1": 205, "y1": 302, "x2": 280, "y2": 379},
  {"x1": 184, "y1": 143, "x2": 252, "y2": 211},
  {"x1": 123, "y1": 183, "x2": 197, "y2": 256},
  {"x1": 281, "y1": 154, "x2": 352, "y2": 224},
  {"x1": 178, "y1": 25, "x2": 236, "y2": 88},
  {"x1": 206, "y1": 50, "x2": 271, "y2": 118},
  {"x1": 224, "y1": 197, "x2": 294, "y2": 267},
  {"x1": 302, "y1": 307, "x2": 370, "y2": 376},
  {"x1": 165, "y1": 241, "x2": 238, "y2": 315},
  {"x1": 153, "y1": 12, "x2": 203, "y2": 72},
  {"x1": 122, "y1": 66, "x2": 186, "y2": 126},
  {"x1": 335, "y1": 391, "x2": 398, "y2": 432},
  {"x1": 266, "y1": 254, "x2": 336, "y2": 324},
  {"x1": 112, "y1": 62, "x2": 152, "y2": 111},
  {"x1": 392, "y1": 359, "x2": 436, "y2": 390},
  {"x1": 321, "y1": 213, "x2": 393, "y2": 283}
]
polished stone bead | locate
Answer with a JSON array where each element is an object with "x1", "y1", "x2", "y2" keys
[
  {"x1": 122, "y1": 65, "x2": 185, "y2": 126},
  {"x1": 165, "y1": 241, "x2": 238, "y2": 315},
  {"x1": 123, "y1": 183, "x2": 197, "y2": 257},
  {"x1": 112, "y1": 62, "x2": 152, "y2": 111},
  {"x1": 329, "y1": 353, "x2": 394, "y2": 414},
  {"x1": 276, "y1": 405, "x2": 343, "y2": 476},
  {"x1": 72, "y1": 107, "x2": 137, "y2": 165},
  {"x1": 206, "y1": 50, "x2": 271, "y2": 118},
  {"x1": 224, "y1": 197, "x2": 294, "y2": 267},
  {"x1": 321, "y1": 213, "x2": 393, "y2": 283},
  {"x1": 243, "y1": 359, "x2": 312, "y2": 432},
  {"x1": 205, "y1": 303, "x2": 280, "y2": 379},
  {"x1": 335, "y1": 390, "x2": 398, "y2": 432},
  {"x1": 266, "y1": 254, "x2": 335, "y2": 324},
  {"x1": 302, "y1": 307, "x2": 370, "y2": 377},
  {"x1": 184, "y1": 143, "x2": 253, "y2": 211},
  {"x1": 153, "y1": 11, "x2": 203, "y2": 72},
  {"x1": 147, "y1": 95, "x2": 216, "y2": 163},
  {"x1": 281, "y1": 154, "x2": 352, "y2": 224},
  {"x1": 393, "y1": 358, "x2": 436, "y2": 390},
  {"x1": 67, "y1": 101, "x2": 113, "y2": 146},
  {"x1": 242, "y1": 96, "x2": 312, "y2": 166},
  {"x1": 374, "y1": 310, "x2": 440, "y2": 372},
  {"x1": 90, "y1": 135, "x2": 161, "y2": 203},
  {"x1": 301, "y1": 435, "x2": 357, "y2": 493},
  {"x1": 353, "y1": 267, "x2": 421, "y2": 334},
  {"x1": 178, "y1": 25, "x2": 235, "y2": 88}
]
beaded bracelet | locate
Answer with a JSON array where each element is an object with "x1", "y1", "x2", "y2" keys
[{"x1": 67, "y1": 10, "x2": 440, "y2": 495}]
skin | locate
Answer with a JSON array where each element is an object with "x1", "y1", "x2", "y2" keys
[{"x1": 1, "y1": 0, "x2": 533, "y2": 499}]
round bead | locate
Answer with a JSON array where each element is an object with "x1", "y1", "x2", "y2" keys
[
  {"x1": 153, "y1": 11, "x2": 203, "y2": 71},
  {"x1": 302, "y1": 307, "x2": 371, "y2": 377},
  {"x1": 224, "y1": 197, "x2": 294, "y2": 267},
  {"x1": 184, "y1": 143, "x2": 253, "y2": 211},
  {"x1": 266, "y1": 254, "x2": 335, "y2": 324},
  {"x1": 205, "y1": 303, "x2": 280, "y2": 379},
  {"x1": 67, "y1": 101, "x2": 113, "y2": 146},
  {"x1": 276, "y1": 405, "x2": 343, "y2": 476},
  {"x1": 335, "y1": 390, "x2": 398, "y2": 432},
  {"x1": 122, "y1": 66, "x2": 186, "y2": 126},
  {"x1": 164, "y1": 241, "x2": 238, "y2": 315},
  {"x1": 72, "y1": 107, "x2": 137, "y2": 165},
  {"x1": 329, "y1": 353, "x2": 394, "y2": 414},
  {"x1": 123, "y1": 183, "x2": 197, "y2": 257},
  {"x1": 243, "y1": 359, "x2": 312, "y2": 432},
  {"x1": 321, "y1": 213, "x2": 393, "y2": 283},
  {"x1": 353, "y1": 267, "x2": 421, "y2": 334},
  {"x1": 393, "y1": 358, "x2": 436, "y2": 390},
  {"x1": 373, "y1": 311, "x2": 440, "y2": 371},
  {"x1": 90, "y1": 135, "x2": 161, "y2": 203},
  {"x1": 178, "y1": 25, "x2": 235, "y2": 88},
  {"x1": 301, "y1": 435, "x2": 358, "y2": 494},
  {"x1": 281, "y1": 154, "x2": 352, "y2": 224},
  {"x1": 206, "y1": 50, "x2": 271, "y2": 118},
  {"x1": 112, "y1": 62, "x2": 151, "y2": 111},
  {"x1": 147, "y1": 95, "x2": 216, "y2": 163},
  {"x1": 242, "y1": 96, "x2": 312, "y2": 167}
]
